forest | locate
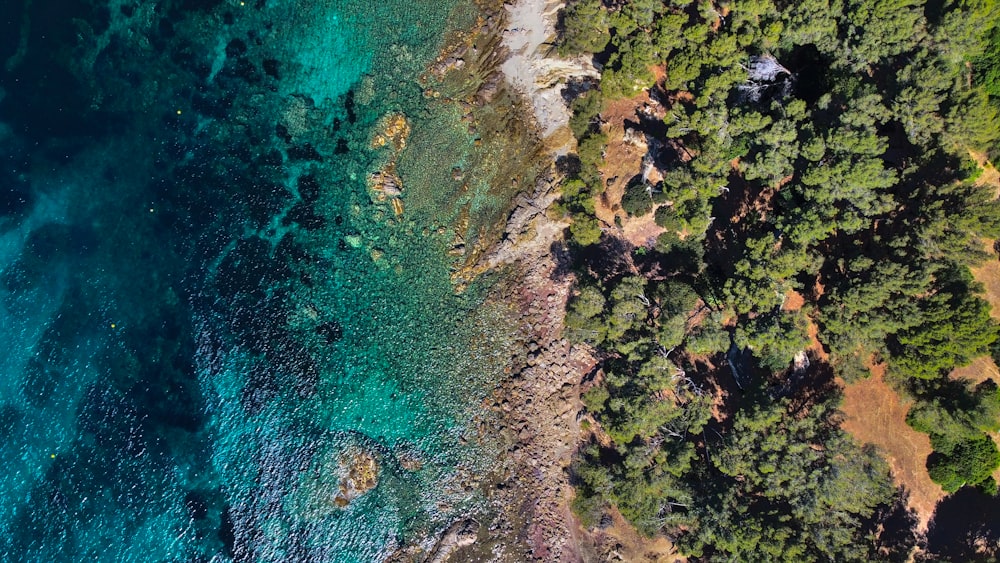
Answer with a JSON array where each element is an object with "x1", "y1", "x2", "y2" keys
[{"x1": 553, "y1": 0, "x2": 1000, "y2": 559}]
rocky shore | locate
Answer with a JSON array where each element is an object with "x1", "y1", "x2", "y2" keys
[
  {"x1": 449, "y1": 1, "x2": 603, "y2": 560},
  {"x1": 479, "y1": 2, "x2": 599, "y2": 559},
  {"x1": 389, "y1": 1, "x2": 616, "y2": 559},
  {"x1": 485, "y1": 174, "x2": 598, "y2": 562}
]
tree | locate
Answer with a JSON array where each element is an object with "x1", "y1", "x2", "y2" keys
[
  {"x1": 559, "y1": 0, "x2": 611, "y2": 55},
  {"x1": 907, "y1": 380, "x2": 1000, "y2": 491},
  {"x1": 568, "y1": 211, "x2": 603, "y2": 246},
  {"x1": 686, "y1": 319, "x2": 731, "y2": 356},
  {"x1": 565, "y1": 284, "x2": 607, "y2": 344},
  {"x1": 819, "y1": 256, "x2": 932, "y2": 361},
  {"x1": 679, "y1": 396, "x2": 895, "y2": 561},
  {"x1": 927, "y1": 434, "x2": 1000, "y2": 493},
  {"x1": 559, "y1": 0, "x2": 1000, "y2": 554},
  {"x1": 890, "y1": 289, "x2": 998, "y2": 380},
  {"x1": 841, "y1": 0, "x2": 927, "y2": 70},
  {"x1": 621, "y1": 178, "x2": 655, "y2": 217},
  {"x1": 735, "y1": 310, "x2": 811, "y2": 372}
]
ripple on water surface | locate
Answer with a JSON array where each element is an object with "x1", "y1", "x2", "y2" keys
[{"x1": 0, "y1": 0, "x2": 517, "y2": 560}]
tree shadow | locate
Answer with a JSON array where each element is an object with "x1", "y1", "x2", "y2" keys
[
  {"x1": 869, "y1": 486, "x2": 921, "y2": 562},
  {"x1": 778, "y1": 355, "x2": 840, "y2": 416},
  {"x1": 572, "y1": 235, "x2": 637, "y2": 286},
  {"x1": 921, "y1": 486, "x2": 1000, "y2": 562},
  {"x1": 550, "y1": 240, "x2": 574, "y2": 281}
]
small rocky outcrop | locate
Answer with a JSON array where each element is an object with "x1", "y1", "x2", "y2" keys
[{"x1": 334, "y1": 449, "x2": 379, "y2": 507}]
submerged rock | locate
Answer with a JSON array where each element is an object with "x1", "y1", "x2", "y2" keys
[
  {"x1": 287, "y1": 438, "x2": 382, "y2": 519},
  {"x1": 333, "y1": 449, "x2": 379, "y2": 507},
  {"x1": 369, "y1": 170, "x2": 402, "y2": 198},
  {"x1": 370, "y1": 112, "x2": 411, "y2": 151}
]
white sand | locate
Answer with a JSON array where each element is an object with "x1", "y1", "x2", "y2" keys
[{"x1": 500, "y1": 0, "x2": 599, "y2": 147}]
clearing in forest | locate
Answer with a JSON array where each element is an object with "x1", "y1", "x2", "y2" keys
[
  {"x1": 840, "y1": 367, "x2": 943, "y2": 532},
  {"x1": 593, "y1": 68, "x2": 669, "y2": 247}
]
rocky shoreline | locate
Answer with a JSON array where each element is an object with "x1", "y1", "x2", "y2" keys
[
  {"x1": 388, "y1": 1, "x2": 606, "y2": 559},
  {"x1": 444, "y1": 2, "x2": 686, "y2": 557},
  {"x1": 458, "y1": 0, "x2": 604, "y2": 559},
  {"x1": 479, "y1": 1, "x2": 599, "y2": 559}
]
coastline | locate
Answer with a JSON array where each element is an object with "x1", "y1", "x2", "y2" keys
[
  {"x1": 384, "y1": 1, "x2": 600, "y2": 559},
  {"x1": 460, "y1": 0, "x2": 599, "y2": 560},
  {"x1": 484, "y1": 1, "x2": 597, "y2": 559},
  {"x1": 454, "y1": 2, "x2": 687, "y2": 560}
]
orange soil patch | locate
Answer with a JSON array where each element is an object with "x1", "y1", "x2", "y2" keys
[
  {"x1": 782, "y1": 289, "x2": 805, "y2": 311},
  {"x1": 781, "y1": 290, "x2": 833, "y2": 362},
  {"x1": 804, "y1": 315, "x2": 829, "y2": 363},
  {"x1": 840, "y1": 369, "x2": 943, "y2": 532},
  {"x1": 650, "y1": 64, "x2": 667, "y2": 84},
  {"x1": 708, "y1": 5, "x2": 731, "y2": 31},
  {"x1": 585, "y1": 505, "x2": 685, "y2": 563},
  {"x1": 593, "y1": 91, "x2": 666, "y2": 247}
]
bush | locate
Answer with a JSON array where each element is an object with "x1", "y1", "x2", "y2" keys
[
  {"x1": 928, "y1": 434, "x2": 1000, "y2": 493},
  {"x1": 735, "y1": 311, "x2": 811, "y2": 372},
  {"x1": 577, "y1": 133, "x2": 608, "y2": 173},
  {"x1": 568, "y1": 212, "x2": 603, "y2": 246},
  {"x1": 687, "y1": 323, "x2": 731, "y2": 356},
  {"x1": 558, "y1": 0, "x2": 611, "y2": 55},
  {"x1": 621, "y1": 179, "x2": 654, "y2": 216},
  {"x1": 570, "y1": 89, "x2": 604, "y2": 141},
  {"x1": 654, "y1": 205, "x2": 682, "y2": 230},
  {"x1": 582, "y1": 384, "x2": 610, "y2": 412}
]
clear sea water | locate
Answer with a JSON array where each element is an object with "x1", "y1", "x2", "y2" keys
[{"x1": 0, "y1": 0, "x2": 518, "y2": 560}]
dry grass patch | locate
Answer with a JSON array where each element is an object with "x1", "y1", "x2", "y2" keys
[
  {"x1": 840, "y1": 368, "x2": 944, "y2": 532},
  {"x1": 951, "y1": 355, "x2": 1000, "y2": 386},
  {"x1": 970, "y1": 149, "x2": 1000, "y2": 193},
  {"x1": 971, "y1": 238, "x2": 1000, "y2": 319}
]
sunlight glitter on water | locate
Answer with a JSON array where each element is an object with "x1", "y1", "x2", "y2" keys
[{"x1": 0, "y1": 0, "x2": 517, "y2": 560}]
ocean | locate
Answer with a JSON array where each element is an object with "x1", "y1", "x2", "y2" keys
[{"x1": 0, "y1": 0, "x2": 526, "y2": 560}]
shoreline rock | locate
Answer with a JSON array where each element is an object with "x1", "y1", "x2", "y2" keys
[
  {"x1": 464, "y1": 0, "x2": 602, "y2": 560},
  {"x1": 500, "y1": 0, "x2": 599, "y2": 152},
  {"x1": 386, "y1": 1, "x2": 601, "y2": 560}
]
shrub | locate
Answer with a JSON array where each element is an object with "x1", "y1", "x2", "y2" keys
[{"x1": 621, "y1": 179, "x2": 654, "y2": 216}]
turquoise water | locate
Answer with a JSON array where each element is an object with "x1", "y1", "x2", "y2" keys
[{"x1": 0, "y1": 0, "x2": 517, "y2": 560}]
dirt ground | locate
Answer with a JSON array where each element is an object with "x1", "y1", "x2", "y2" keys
[
  {"x1": 971, "y1": 149, "x2": 1000, "y2": 193},
  {"x1": 582, "y1": 505, "x2": 685, "y2": 563},
  {"x1": 592, "y1": 73, "x2": 668, "y2": 248},
  {"x1": 971, "y1": 239, "x2": 1000, "y2": 321},
  {"x1": 840, "y1": 204, "x2": 1000, "y2": 533},
  {"x1": 840, "y1": 365, "x2": 944, "y2": 532}
]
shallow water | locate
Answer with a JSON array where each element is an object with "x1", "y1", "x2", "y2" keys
[{"x1": 0, "y1": 1, "x2": 518, "y2": 560}]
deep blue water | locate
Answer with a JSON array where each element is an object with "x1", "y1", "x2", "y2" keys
[{"x1": 0, "y1": 1, "x2": 516, "y2": 560}]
